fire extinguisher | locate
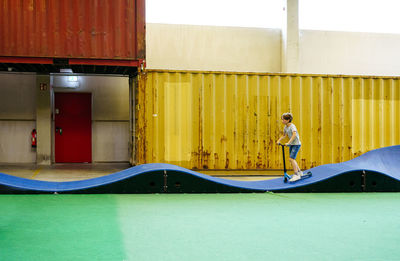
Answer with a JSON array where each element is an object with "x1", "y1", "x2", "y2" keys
[{"x1": 31, "y1": 129, "x2": 37, "y2": 148}]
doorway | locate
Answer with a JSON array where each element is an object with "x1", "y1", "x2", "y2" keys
[{"x1": 55, "y1": 93, "x2": 92, "y2": 163}]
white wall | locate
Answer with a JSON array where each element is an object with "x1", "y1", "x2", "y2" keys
[
  {"x1": 146, "y1": 23, "x2": 400, "y2": 76},
  {"x1": 146, "y1": 23, "x2": 281, "y2": 72},
  {"x1": 299, "y1": 30, "x2": 400, "y2": 76}
]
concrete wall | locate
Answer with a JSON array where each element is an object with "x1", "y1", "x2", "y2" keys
[
  {"x1": 0, "y1": 73, "x2": 36, "y2": 163},
  {"x1": 0, "y1": 73, "x2": 129, "y2": 163},
  {"x1": 146, "y1": 23, "x2": 400, "y2": 76},
  {"x1": 52, "y1": 75, "x2": 130, "y2": 163}
]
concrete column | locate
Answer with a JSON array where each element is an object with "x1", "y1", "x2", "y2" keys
[
  {"x1": 36, "y1": 74, "x2": 52, "y2": 165},
  {"x1": 281, "y1": 0, "x2": 299, "y2": 72},
  {"x1": 129, "y1": 74, "x2": 136, "y2": 166}
]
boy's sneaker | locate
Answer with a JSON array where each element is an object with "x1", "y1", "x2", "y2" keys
[
  {"x1": 289, "y1": 174, "x2": 301, "y2": 182},
  {"x1": 298, "y1": 171, "x2": 304, "y2": 177}
]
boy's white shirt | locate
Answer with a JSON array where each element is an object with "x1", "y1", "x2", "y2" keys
[{"x1": 284, "y1": 123, "x2": 301, "y2": 145}]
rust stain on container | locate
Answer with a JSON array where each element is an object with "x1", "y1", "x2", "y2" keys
[
  {"x1": 136, "y1": 70, "x2": 400, "y2": 170},
  {"x1": 225, "y1": 152, "x2": 230, "y2": 169},
  {"x1": 0, "y1": 0, "x2": 145, "y2": 60}
]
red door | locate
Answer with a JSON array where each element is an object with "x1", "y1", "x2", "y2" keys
[{"x1": 55, "y1": 93, "x2": 92, "y2": 163}]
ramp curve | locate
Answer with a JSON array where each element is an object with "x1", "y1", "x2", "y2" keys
[{"x1": 0, "y1": 145, "x2": 399, "y2": 193}]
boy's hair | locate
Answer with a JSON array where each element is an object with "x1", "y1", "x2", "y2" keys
[{"x1": 281, "y1": 112, "x2": 293, "y2": 122}]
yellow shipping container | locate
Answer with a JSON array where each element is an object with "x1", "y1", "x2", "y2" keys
[{"x1": 136, "y1": 70, "x2": 400, "y2": 170}]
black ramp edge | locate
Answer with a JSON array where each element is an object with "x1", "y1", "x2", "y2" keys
[
  {"x1": 165, "y1": 170, "x2": 257, "y2": 193},
  {"x1": 365, "y1": 171, "x2": 400, "y2": 192}
]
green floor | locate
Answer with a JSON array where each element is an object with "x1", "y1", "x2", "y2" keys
[{"x1": 1, "y1": 193, "x2": 400, "y2": 261}]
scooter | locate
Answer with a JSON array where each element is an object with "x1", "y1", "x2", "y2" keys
[{"x1": 279, "y1": 143, "x2": 312, "y2": 183}]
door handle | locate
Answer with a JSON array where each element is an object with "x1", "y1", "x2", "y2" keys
[{"x1": 55, "y1": 127, "x2": 63, "y2": 135}]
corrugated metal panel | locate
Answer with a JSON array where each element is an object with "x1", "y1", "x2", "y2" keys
[
  {"x1": 136, "y1": 70, "x2": 400, "y2": 170},
  {"x1": 0, "y1": 0, "x2": 145, "y2": 60}
]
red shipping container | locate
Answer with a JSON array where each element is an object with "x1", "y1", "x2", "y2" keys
[{"x1": 0, "y1": 0, "x2": 145, "y2": 63}]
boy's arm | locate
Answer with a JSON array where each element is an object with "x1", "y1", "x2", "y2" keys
[{"x1": 276, "y1": 134, "x2": 286, "y2": 144}]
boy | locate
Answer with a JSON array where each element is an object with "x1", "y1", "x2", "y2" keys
[{"x1": 276, "y1": 112, "x2": 303, "y2": 182}]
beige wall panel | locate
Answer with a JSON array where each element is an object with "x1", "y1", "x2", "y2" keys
[
  {"x1": 146, "y1": 24, "x2": 400, "y2": 77},
  {"x1": 92, "y1": 121, "x2": 129, "y2": 162},
  {"x1": 0, "y1": 73, "x2": 36, "y2": 163},
  {"x1": 300, "y1": 30, "x2": 400, "y2": 76},
  {"x1": 0, "y1": 121, "x2": 36, "y2": 163},
  {"x1": 146, "y1": 23, "x2": 281, "y2": 72},
  {"x1": 0, "y1": 73, "x2": 36, "y2": 119}
]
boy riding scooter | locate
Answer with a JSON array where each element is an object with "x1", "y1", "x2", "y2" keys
[{"x1": 276, "y1": 113, "x2": 311, "y2": 183}]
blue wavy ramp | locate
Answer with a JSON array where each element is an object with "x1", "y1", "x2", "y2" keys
[{"x1": 0, "y1": 145, "x2": 399, "y2": 193}]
